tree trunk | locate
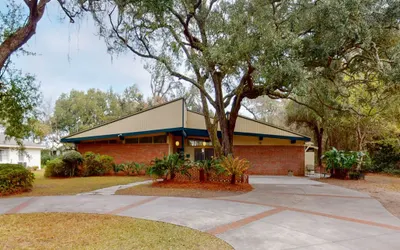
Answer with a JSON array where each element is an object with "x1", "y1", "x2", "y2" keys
[
  {"x1": 314, "y1": 126, "x2": 324, "y2": 167},
  {"x1": 230, "y1": 174, "x2": 236, "y2": 184},
  {"x1": 200, "y1": 90, "x2": 222, "y2": 157},
  {"x1": 199, "y1": 169, "x2": 205, "y2": 182}
]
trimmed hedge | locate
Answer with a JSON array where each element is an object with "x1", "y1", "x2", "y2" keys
[
  {"x1": 81, "y1": 152, "x2": 114, "y2": 176},
  {"x1": 0, "y1": 164, "x2": 35, "y2": 195},
  {"x1": 44, "y1": 158, "x2": 66, "y2": 177}
]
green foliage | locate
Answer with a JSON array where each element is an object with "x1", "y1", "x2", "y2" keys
[
  {"x1": 0, "y1": 69, "x2": 41, "y2": 142},
  {"x1": 322, "y1": 148, "x2": 370, "y2": 179},
  {"x1": 147, "y1": 153, "x2": 191, "y2": 180},
  {"x1": 41, "y1": 150, "x2": 55, "y2": 167},
  {"x1": 44, "y1": 158, "x2": 66, "y2": 178},
  {"x1": 61, "y1": 151, "x2": 83, "y2": 177},
  {"x1": 368, "y1": 142, "x2": 400, "y2": 172},
  {"x1": 218, "y1": 155, "x2": 250, "y2": 184},
  {"x1": 0, "y1": 164, "x2": 34, "y2": 195},
  {"x1": 53, "y1": 87, "x2": 145, "y2": 134},
  {"x1": 195, "y1": 159, "x2": 225, "y2": 182},
  {"x1": 81, "y1": 152, "x2": 114, "y2": 177},
  {"x1": 118, "y1": 162, "x2": 145, "y2": 176}
]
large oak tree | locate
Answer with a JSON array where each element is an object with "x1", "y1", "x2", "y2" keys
[{"x1": 79, "y1": 0, "x2": 399, "y2": 156}]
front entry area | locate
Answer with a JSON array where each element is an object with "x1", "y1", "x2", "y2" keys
[{"x1": 194, "y1": 148, "x2": 214, "y2": 161}]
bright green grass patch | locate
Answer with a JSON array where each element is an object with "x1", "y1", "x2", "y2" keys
[
  {"x1": 8, "y1": 170, "x2": 148, "y2": 197},
  {"x1": 0, "y1": 213, "x2": 232, "y2": 250}
]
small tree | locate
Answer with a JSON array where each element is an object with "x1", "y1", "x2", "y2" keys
[
  {"x1": 219, "y1": 155, "x2": 249, "y2": 184},
  {"x1": 61, "y1": 151, "x2": 83, "y2": 177}
]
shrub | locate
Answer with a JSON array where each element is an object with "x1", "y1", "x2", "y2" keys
[
  {"x1": 120, "y1": 162, "x2": 145, "y2": 176},
  {"x1": 322, "y1": 148, "x2": 370, "y2": 179},
  {"x1": 147, "y1": 153, "x2": 191, "y2": 180},
  {"x1": 81, "y1": 152, "x2": 115, "y2": 176},
  {"x1": 44, "y1": 158, "x2": 66, "y2": 177},
  {"x1": 0, "y1": 164, "x2": 35, "y2": 195},
  {"x1": 195, "y1": 159, "x2": 225, "y2": 182},
  {"x1": 218, "y1": 155, "x2": 249, "y2": 184},
  {"x1": 41, "y1": 150, "x2": 55, "y2": 166},
  {"x1": 98, "y1": 155, "x2": 114, "y2": 174},
  {"x1": 62, "y1": 151, "x2": 83, "y2": 177}
]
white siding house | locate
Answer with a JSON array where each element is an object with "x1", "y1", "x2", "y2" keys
[{"x1": 0, "y1": 134, "x2": 45, "y2": 169}]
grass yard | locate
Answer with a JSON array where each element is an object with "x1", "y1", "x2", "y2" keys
[
  {"x1": 0, "y1": 213, "x2": 232, "y2": 250},
  {"x1": 116, "y1": 181, "x2": 253, "y2": 198},
  {"x1": 318, "y1": 173, "x2": 400, "y2": 218},
  {"x1": 7, "y1": 170, "x2": 148, "y2": 197}
]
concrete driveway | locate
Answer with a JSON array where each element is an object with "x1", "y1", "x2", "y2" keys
[{"x1": 1, "y1": 176, "x2": 400, "y2": 250}]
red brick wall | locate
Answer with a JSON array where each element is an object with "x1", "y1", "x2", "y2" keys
[
  {"x1": 234, "y1": 145, "x2": 305, "y2": 176},
  {"x1": 77, "y1": 143, "x2": 169, "y2": 164}
]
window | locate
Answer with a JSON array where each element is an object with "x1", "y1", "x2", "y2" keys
[
  {"x1": 125, "y1": 138, "x2": 139, "y2": 144},
  {"x1": 153, "y1": 135, "x2": 167, "y2": 144},
  {"x1": 139, "y1": 137, "x2": 153, "y2": 144},
  {"x1": 0, "y1": 149, "x2": 8, "y2": 162},
  {"x1": 18, "y1": 151, "x2": 24, "y2": 162},
  {"x1": 188, "y1": 139, "x2": 212, "y2": 147}
]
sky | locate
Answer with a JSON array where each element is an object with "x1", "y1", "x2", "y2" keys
[{"x1": 9, "y1": 1, "x2": 152, "y2": 105}]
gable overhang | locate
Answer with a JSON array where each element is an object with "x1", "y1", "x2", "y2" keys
[
  {"x1": 61, "y1": 127, "x2": 184, "y2": 143},
  {"x1": 184, "y1": 128, "x2": 310, "y2": 142}
]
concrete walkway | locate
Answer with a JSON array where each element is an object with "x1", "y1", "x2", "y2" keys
[
  {"x1": 1, "y1": 176, "x2": 400, "y2": 249},
  {"x1": 77, "y1": 180, "x2": 153, "y2": 195}
]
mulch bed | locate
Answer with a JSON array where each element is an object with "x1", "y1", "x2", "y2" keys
[
  {"x1": 116, "y1": 181, "x2": 253, "y2": 198},
  {"x1": 152, "y1": 180, "x2": 253, "y2": 192}
]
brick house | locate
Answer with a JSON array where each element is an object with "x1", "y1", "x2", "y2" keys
[{"x1": 61, "y1": 98, "x2": 311, "y2": 176}]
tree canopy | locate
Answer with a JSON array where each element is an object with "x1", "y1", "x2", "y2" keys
[{"x1": 78, "y1": 0, "x2": 400, "y2": 156}]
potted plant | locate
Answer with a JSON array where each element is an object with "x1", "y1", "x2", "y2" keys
[{"x1": 288, "y1": 169, "x2": 294, "y2": 176}]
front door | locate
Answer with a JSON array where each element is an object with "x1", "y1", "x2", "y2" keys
[{"x1": 194, "y1": 148, "x2": 214, "y2": 161}]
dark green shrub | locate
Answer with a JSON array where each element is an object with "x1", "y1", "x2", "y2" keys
[
  {"x1": 0, "y1": 164, "x2": 35, "y2": 195},
  {"x1": 62, "y1": 151, "x2": 83, "y2": 177},
  {"x1": 82, "y1": 152, "x2": 115, "y2": 176},
  {"x1": 147, "y1": 153, "x2": 191, "y2": 180},
  {"x1": 368, "y1": 142, "x2": 400, "y2": 173},
  {"x1": 41, "y1": 150, "x2": 56, "y2": 167},
  {"x1": 44, "y1": 158, "x2": 66, "y2": 177}
]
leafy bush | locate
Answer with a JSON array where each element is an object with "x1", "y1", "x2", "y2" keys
[
  {"x1": 322, "y1": 148, "x2": 370, "y2": 179},
  {"x1": 218, "y1": 155, "x2": 249, "y2": 184},
  {"x1": 147, "y1": 153, "x2": 191, "y2": 180},
  {"x1": 81, "y1": 152, "x2": 115, "y2": 176},
  {"x1": 41, "y1": 150, "x2": 56, "y2": 167},
  {"x1": 0, "y1": 164, "x2": 35, "y2": 195},
  {"x1": 383, "y1": 168, "x2": 400, "y2": 176},
  {"x1": 44, "y1": 158, "x2": 66, "y2": 177},
  {"x1": 368, "y1": 142, "x2": 400, "y2": 173},
  {"x1": 195, "y1": 159, "x2": 225, "y2": 182},
  {"x1": 62, "y1": 151, "x2": 83, "y2": 177},
  {"x1": 119, "y1": 162, "x2": 145, "y2": 176}
]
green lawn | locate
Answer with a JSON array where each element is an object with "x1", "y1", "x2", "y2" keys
[
  {"x1": 0, "y1": 213, "x2": 232, "y2": 249},
  {"x1": 9, "y1": 170, "x2": 148, "y2": 197}
]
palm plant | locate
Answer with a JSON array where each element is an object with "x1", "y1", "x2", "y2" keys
[
  {"x1": 147, "y1": 153, "x2": 191, "y2": 181},
  {"x1": 219, "y1": 155, "x2": 250, "y2": 184},
  {"x1": 195, "y1": 159, "x2": 225, "y2": 182}
]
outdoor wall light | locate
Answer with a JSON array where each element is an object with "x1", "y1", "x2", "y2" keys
[
  {"x1": 202, "y1": 141, "x2": 207, "y2": 147},
  {"x1": 175, "y1": 141, "x2": 180, "y2": 147}
]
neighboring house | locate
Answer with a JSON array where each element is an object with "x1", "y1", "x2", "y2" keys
[
  {"x1": 0, "y1": 133, "x2": 46, "y2": 169},
  {"x1": 61, "y1": 98, "x2": 311, "y2": 176}
]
